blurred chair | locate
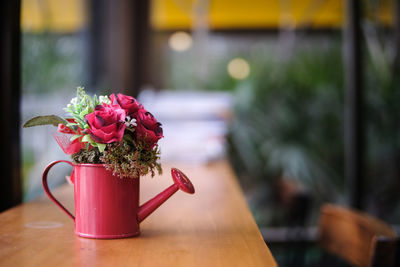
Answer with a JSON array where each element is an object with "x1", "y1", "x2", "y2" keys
[{"x1": 318, "y1": 204, "x2": 399, "y2": 267}]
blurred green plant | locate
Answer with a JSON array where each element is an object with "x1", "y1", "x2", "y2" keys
[
  {"x1": 22, "y1": 33, "x2": 84, "y2": 94},
  {"x1": 227, "y1": 28, "x2": 400, "y2": 226},
  {"x1": 165, "y1": 31, "x2": 400, "y2": 226},
  {"x1": 21, "y1": 32, "x2": 85, "y2": 200},
  {"x1": 362, "y1": 19, "x2": 400, "y2": 223},
  {"x1": 165, "y1": 50, "x2": 242, "y2": 91},
  {"x1": 227, "y1": 43, "x2": 345, "y2": 226}
]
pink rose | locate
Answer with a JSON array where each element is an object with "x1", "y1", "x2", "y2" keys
[
  {"x1": 85, "y1": 104, "x2": 126, "y2": 143},
  {"x1": 110, "y1": 93, "x2": 142, "y2": 117},
  {"x1": 135, "y1": 108, "x2": 163, "y2": 149}
]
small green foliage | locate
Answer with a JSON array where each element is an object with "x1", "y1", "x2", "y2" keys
[
  {"x1": 97, "y1": 143, "x2": 106, "y2": 153},
  {"x1": 80, "y1": 134, "x2": 106, "y2": 152},
  {"x1": 63, "y1": 87, "x2": 112, "y2": 151},
  {"x1": 63, "y1": 87, "x2": 110, "y2": 130},
  {"x1": 101, "y1": 141, "x2": 162, "y2": 179},
  {"x1": 70, "y1": 134, "x2": 81, "y2": 141}
]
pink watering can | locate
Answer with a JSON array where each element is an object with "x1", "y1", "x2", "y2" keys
[{"x1": 42, "y1": 161, "x2": 195, "y2": 239}]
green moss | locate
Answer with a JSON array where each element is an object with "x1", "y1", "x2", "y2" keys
[
  {"x1": 71, "y1": 141, "x2": 162, "y2": 179},
  {"x1": 72, "y1": 148, "x2": 103, "y2": 164},
  {"x1": 100, "y1": 141, "x2": 162, "y2": 179}
]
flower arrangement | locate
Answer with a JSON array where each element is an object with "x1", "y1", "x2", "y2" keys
[{"x1": 24, "y1": 87, "x2": 163, "y2": 178}]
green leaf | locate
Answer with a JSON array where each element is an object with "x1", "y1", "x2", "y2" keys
[
  {"x1": 70, "y1": 134, "x2": 82, "y2": 141},
  {"x1": 93, "y1": 95, "x2": 99, "y2": 106},
  {"x1": 97, "y1": 143, "x2": 106, "y2": 153},
  {"x1": 82, "y1": 134, "x2": 94, "y2": 144},
  {"x1": 23, "y1": 115, "x2": 68, "y2": 128},
  {"x1": 66, "y1": 122, "x2": 78, "y2": 129},
  {"x1": 80, "y1": 106, "x2": 89, "y2": 117}
]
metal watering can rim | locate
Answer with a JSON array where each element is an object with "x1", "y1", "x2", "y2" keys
[{"x1": 70, "y1": 163, "x2": 107, "y2": 167}]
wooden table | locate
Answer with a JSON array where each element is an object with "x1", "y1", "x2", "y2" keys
[{"x1": 0, "y1": 160, "x2": 276, "y2": 267}]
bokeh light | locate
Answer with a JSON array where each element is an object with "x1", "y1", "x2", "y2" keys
[
  {"x1": 227, "y1": 58, "x2": 250, "y2": 80},
  {"x1": 168, "y1": 31, "x2": 193, "y2": 52}
]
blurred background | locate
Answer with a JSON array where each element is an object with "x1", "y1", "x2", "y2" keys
[{"x1": 4, "y1": 0, "x2": 399, "y2": 266}]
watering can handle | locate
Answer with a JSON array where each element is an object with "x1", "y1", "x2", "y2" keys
[{"x1": 42, "y1": 160, "x2": 75, "y2": 221}]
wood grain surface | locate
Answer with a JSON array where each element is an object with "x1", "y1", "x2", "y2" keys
[{"x1": 0, "y1": 160, "x2": 276, "y2": 267}]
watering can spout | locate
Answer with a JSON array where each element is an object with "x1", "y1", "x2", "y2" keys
[{"x1": 137, "y1": 168, "x2": 195, "y2": 222}]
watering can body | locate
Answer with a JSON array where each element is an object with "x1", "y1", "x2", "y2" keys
[{"x1": 42, "y1": 160, "x2": 194, "y2": 239}]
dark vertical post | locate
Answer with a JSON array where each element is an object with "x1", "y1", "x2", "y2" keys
[
  {"x1": 87, "y1": 0, "x2": 150, "y2": 97},
  {"x1": 0, "y1": 0, "x2": 22, "y2": 211},
  {"x1": 87, "y1": 0, "x2": 104, "y2": 92},
  {"x1": 344, "y1": 0, "x2": 364, "y2": 209},
  {"x1": 132, "y1": 0, "x2": 151, "y2": 93}
]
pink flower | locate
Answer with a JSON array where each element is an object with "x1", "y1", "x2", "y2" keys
[
  {"x1": 85, "y1": 104, "x2": 126, "y2": 143},
  {"x1": 110, "y1": 93, "x2": 142, "y2": 117},
  {"x1": 135, "y1": 108, "x2": 163, "y2": 149}
]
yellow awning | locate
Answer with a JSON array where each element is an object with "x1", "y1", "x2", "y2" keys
[
  {"x1": 21, "y1": 0, "x2": 87, "y2": 33},
  {"x1": 151, "y1": 0, "x2": 393, "y2": 30},
  {"x1": 20, "y1": 0, "x2": 393, "y2": 33}
]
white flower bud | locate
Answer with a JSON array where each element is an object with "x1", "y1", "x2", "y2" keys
[
  {"x1": 99, "y1": 95, "x2": 111, "y2": 104},
  {"x1": 130, "y1": 118, "x2": 137, "y2": 127},
  {"x1": 124, "y1": 116, "x2": 137, "y2": 128}
]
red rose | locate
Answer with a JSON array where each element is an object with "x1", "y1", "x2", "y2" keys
[
  {"x1": 85, "y1": 104, "x2": 126, "y2": 143},
  {"x1": 135, "y1": 108, "x2": 163, "y2": 149},
  {"x1": 58, "y1": 124, "x2": 74, "y2": 134},
  {"x1": 110, "y1": 93, "x2": 142, "y2": 117},
  {"x1": 57, "y1": 119, "x2": 86, "y2": 154},
  {"x1": 58, "y1": 118, "x2": 83, "y2": 134}
]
